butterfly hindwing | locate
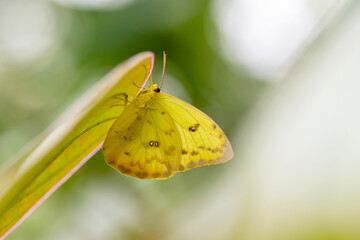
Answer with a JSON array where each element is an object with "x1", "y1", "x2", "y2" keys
[
  {"x1": 103, "y1": 101, "x2": 182, "y2": 179},
  {"x1": 153, "y1": 93, "x2": 233, "y2": 172}
]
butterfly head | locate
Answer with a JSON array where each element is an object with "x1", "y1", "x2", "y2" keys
[
  {"x1": 136, "y1": 84, "x2": 160, "y2": 107},
  {"x1": 151, "y1": 84, "x2": 161, "y2": 92},
  {"x1": 138, "y1": 84, "x2": 161, "y2": 95}
]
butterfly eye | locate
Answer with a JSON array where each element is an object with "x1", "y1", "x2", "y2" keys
[{"x1": 154, "y1": 87, "x2": 160, "y2": 92}]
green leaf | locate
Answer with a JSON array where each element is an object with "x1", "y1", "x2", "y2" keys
[{"x1": 0, "y1": 52, "x2": 154, "y2": 239}]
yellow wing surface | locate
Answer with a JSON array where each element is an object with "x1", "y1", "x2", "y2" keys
[
  {"x1": 103, "y1": 100, "x2": 182, "y2": 179},
  {"x1": 103, "y1": 90, "x2": 233, "y2": 179},
  {"x1": 154, "y1": 93, "x2": 233, "y2": 172}
]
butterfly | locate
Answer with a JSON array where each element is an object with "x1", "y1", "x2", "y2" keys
[{"x1": 102, "y1": 53, "x2": 233, "y2": 179}]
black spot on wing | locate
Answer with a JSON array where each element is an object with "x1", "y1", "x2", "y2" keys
[{"x1": 189, "y1": 123, "x2": 200, "y2": 132}]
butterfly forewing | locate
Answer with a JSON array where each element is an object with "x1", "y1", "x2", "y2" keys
[{"x1": 154, "y1": 93, "x2": 233, "y2": 172}]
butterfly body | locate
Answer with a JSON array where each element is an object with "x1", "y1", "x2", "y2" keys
[
  {"x1": 133, "y1": 84, "x2": 160, "y2": 108},
  {"x1": 103, "y1": 84, "x2": 233, "y2": 179}
]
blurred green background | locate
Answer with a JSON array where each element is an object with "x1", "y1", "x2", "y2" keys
[
  {"x1": 0, "y1": 0, "x2": 261, "y2": 163},
  {"x1": 0, "y1": 0, "x2": 261, "y2": 239},
  {"x1": 2, "y1": 0, "x2": 360, "y2": 239}
]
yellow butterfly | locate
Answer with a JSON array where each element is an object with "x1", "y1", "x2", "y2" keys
[{"x1": 102, "y1": 53, "x2": 233, "y2": 179}]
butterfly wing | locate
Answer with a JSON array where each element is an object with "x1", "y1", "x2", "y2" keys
[
  {"x1": 102, "y1": 101, "x2": 182, "y2": 179},
  {"x1": 154, "y1": 93, "x2": 233, "y2": 172}
]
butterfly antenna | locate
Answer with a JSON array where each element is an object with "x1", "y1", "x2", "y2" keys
[{"x1": 160, "y1": 51, "x2": 167, "y2": 88}]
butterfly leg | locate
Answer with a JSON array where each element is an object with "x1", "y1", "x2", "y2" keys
[{"x1": 110, "y1": 93, "x2": 130, "y2": 108}]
